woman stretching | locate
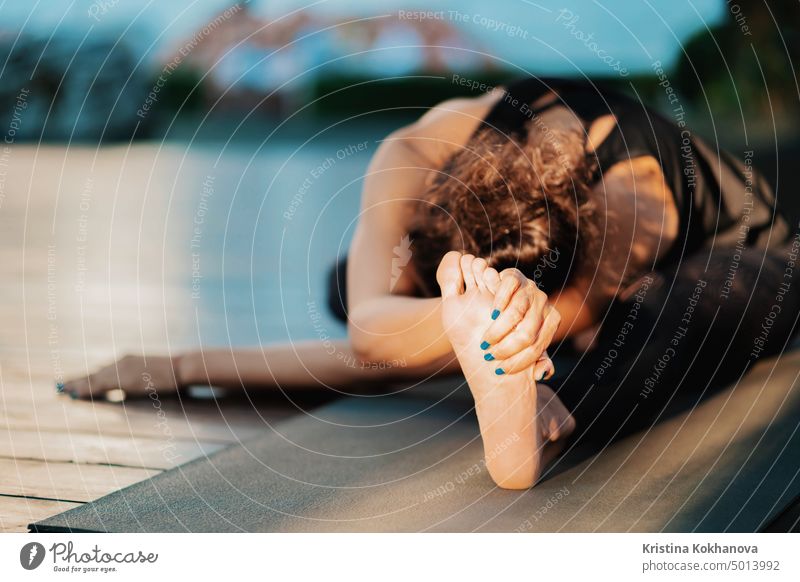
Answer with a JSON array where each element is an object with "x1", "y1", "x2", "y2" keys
[{"x1": 62, "y1": 77, "x2": 800, "y2": 490}]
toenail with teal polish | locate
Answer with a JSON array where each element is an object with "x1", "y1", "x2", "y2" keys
[
  {"x1": 56, "y1": 382, "x2": 64, "y2": 393},
  {"x1": 480, "y1": 341, "x2": 490, "y2": 350},
  {"x1": 484, "y1": 353, "x2": 495, "y2": 361},
  {"x1": 495, "y1": 368, "x2": 505, "y2": 375},
  {"x1": 491, "y1": 309, "x2": 500, "y2": 320}
]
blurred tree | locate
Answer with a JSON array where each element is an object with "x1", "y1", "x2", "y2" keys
[
  {"x1": 0, "y1": 32, "x2": 151, "y2": 142},
  {"x1": 674, "y1": 0, "x2": 800, "y2": 126}
]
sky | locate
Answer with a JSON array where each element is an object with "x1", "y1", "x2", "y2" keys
[{"x1": 0, "y1": 0, "x2": 727, "y2": 75}]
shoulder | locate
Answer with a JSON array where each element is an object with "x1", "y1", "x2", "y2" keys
[
  {"x1": 361, "y1": 90, "x2": 504, "y2": 209},
  {"x1": 381, "y1": 90, "x2": 505, "y2": 167},
  {"x1": 582, "y1": 155, "x2": 679, "y2": 302}
]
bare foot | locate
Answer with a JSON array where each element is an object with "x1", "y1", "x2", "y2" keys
[
  {"x1": 436, "y1": 251, "x2": 574, "y2": 488},
  {"x1": 437, "y1": 251, "x2": 505, "y2": 393},
  {"x1": 437, "y1": 251, "x2": 565, "y2": 409},
  {"x1": 438, "y1": 253, "x2": 574, "y2": 440}
]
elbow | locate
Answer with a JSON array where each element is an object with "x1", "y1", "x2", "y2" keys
[
  {"x1": 349, "y1": 334, "x2": 374, "y2": 364},
  {"x1": 348, "y1": 324, "x2": 406, "y2": 368},
  {"x1": 347, "y1": 303, "x2": 403, "y2": 365},
  {"x1": 347, "y1": 316, "x2": 384, "y2": 365}
]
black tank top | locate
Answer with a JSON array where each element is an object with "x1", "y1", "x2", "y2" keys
[{"x1": 475, "y1": 77, "x2": 791, "y2": 269}]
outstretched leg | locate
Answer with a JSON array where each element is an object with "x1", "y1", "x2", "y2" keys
[{"x1": 436, "y1": 251, "x2": 574, "y2": 489}]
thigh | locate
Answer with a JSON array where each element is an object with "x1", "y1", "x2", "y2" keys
[{"x1": 551, "y1": 247, "x2": 800, "y2": 442}]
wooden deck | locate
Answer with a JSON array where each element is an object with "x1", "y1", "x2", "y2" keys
[
  {"x1": 0, "y1": 376, "x2": 302, "y2": 531},
  {"x1": 0, "y1": 145, "x2": 330, "y2": 531}
]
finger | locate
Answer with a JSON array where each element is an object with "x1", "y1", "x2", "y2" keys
[
  {"x1": 492, "y1": 344, "x2": 541, "y2": 375},
  {"x1": 507, "y1": 307, "x2": 561, "y2": 374},
  {"x1": 485, "y1": 292, "x2": 546, "y2": 358},
  {"x1": 533, "y1": 355, "x2": 555, "y2": 382},
  {"x1": 482, "y1": 267, "x2": 501, "y2": 294},
  {"x1": 531, "y1": 306, "x2": 562, "y2": 363},
  {"x1": 62, "y1": 376, "x2": 96, "y2": 400},
  {"x1": 492, "y1": 315, "x2": 558, "y2": 375},
  {"x1": 482, "y1": 282, "x2": 537, "y2": 347},
  {"x1": 543, "y1": 350, "x2": 556, "y2": 379},
  {"x1": 460, "y1": 254, "x2": 476, "y2": 290},
  {"x1": 491, "y1": 269, "x2": 526, "y2": 318},
  {"x1": 471, "y1": 258, "x2": 488, "y2": 292}
]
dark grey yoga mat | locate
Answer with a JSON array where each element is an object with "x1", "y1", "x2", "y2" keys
[{"x1": 32, "y1": 352, "x2": 800, "y2": 532}]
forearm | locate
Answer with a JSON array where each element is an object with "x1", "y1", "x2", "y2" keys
[
  {"x1": 175, "y1": 348, "x2": 283, "y2": 388},
  {"x1": 174, "y1": 340, "x2": 453, "y2": 391},
  {"x1": 348, "y1": 295, "x2": 455, "y2": 369},
  {"x1": 175, "y1": 343, "x2": 364, "y2": 389},
  {"x1": 474, "y1": 368, "x2": 544, "y2": 489}
]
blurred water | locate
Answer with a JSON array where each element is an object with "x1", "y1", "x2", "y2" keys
[
  {"x1": 0, "y1": 126, "x2": 388, "y2": 376},
  {"x1": 168, "y1": 131, "x2": 376, "y2": 347}
]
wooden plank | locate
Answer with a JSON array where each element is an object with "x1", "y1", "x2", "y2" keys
[
  {"x1": 0, "y1": 458, "x2": 158, "y2": 502},
  {"x1": 0, "y1": 393, "x2": 286, "y2": 444},
  {"x1": 0, "y1": 427, "x2": 225, "y2": 470},
  {"x1": 0, "y1": 495, "x2": 82, "y2": 533},
  {"x1": 0, "y1": 145, "x2": 334, "y2": 530},
  {"x1": 0, "y1": 367, "x2": 310, "y2": 444},
  {"x1": 0, "y1": 349, "x2": 129, "y2": 383}
]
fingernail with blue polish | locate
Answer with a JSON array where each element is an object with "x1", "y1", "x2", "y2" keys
[
  {"x1": 480, "y1": 341, "x2": 490, "y2": 350},
  {"x1": 491, "y1": 309, "x2": 500, "y2": 320},
  {"x1": 56, "y1": 382, "x2": 64, "y2": 393},
  {"x1": 484, "y1": 353, "x2": 495, "y2": 361},
  {"x1": 495, "y1": 368, "x2": 505, "y2": 375}
]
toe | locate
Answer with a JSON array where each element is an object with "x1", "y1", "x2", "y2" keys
[
  {"x1": 472, "y1": 258, "x2": 489, "y2": 292},
  {"x1": 460, "y1": 254, "x2": 476, "y2": 290},
  {"x1": 436, "y1": 251, "x2": 465, "y2": 298},
  {"x1": 482, "y1": 267, "x2": 501, "y2": 294}
]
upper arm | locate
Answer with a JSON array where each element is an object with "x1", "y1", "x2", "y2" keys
[
  {"x1": 590, "y1": 156, "x2": 678, "y2": 299},
  {"x1": 553, "y1": 155, "x2": 679, "y2": 340},
  {"x1": 346, "y1": 129, "x2": 433, "y2": 314},
  {"x1": 347, "y1": 93, "x2": 504, "y2": 315}
]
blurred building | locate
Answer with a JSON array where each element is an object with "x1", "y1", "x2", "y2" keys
[{"x1": 160, "y1": 5, "x2": 492, "y2": 114}]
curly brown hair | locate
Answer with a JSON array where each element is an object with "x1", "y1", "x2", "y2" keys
[{"x1": 408, "y1": 120, "x2": 599, "y2": 297}]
